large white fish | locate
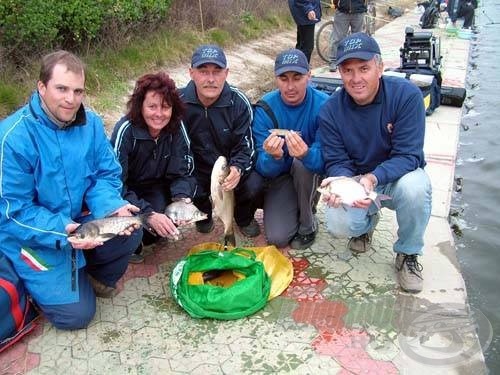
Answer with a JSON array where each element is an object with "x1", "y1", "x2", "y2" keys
[
  {"x1": 210, "y1": 156, "x2": 235, "y2": 247},
  {"x1": 317, "y1": 177, "x2": 390, "y2": 208}
]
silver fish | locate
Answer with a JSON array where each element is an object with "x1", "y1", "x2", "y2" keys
[
  {"x1": 68, "y1": 215, "x2": 148, "y2": 242},
  {"x1": 165, "y1": 201, "x2": 207, "y2": 225},
  {"x1": 210, "y1": 156, "x2": 235, "y2": 247},
  {"x1": 268, "y1": 129, "x2": 302, "y2": 137},
  {"x1": 317, "y1": 177, "x2": 390, "y2": 208}
]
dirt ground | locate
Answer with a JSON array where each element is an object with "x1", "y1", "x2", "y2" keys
[{"x1": 100, "y1": 0, "x2": 417, "y2": 129}]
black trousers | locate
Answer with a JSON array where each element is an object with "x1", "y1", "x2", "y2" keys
[
  {"x1": 194, "y1": 170, "x2": 264, "y2": 227},
  {"x1": 296, "y1": 24, "x2": 316, "y2": 63}
]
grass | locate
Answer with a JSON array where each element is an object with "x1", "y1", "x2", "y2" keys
[{"x1": 0, "y1": 10, "x2": 293, "y2": 120}]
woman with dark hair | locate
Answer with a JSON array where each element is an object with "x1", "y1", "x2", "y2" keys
[{"x1": 111, "y1": 72, "x2": 197, "y2": 262}]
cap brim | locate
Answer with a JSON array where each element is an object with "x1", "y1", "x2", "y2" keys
[
  {"x1": 337, "y1": 51, "x2": 376, "y2": 65},
  {"x1": 275, "y1": 66, "x2": 309, "y2": 76},
  {"x1": 192, "y1": 59, "x2": 226, "y2": 68}
]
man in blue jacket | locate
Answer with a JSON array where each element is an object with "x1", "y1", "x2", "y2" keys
[
  {"x1": 318, "y1": 34, "x2": 432, "y2": 293},
  {"x1": 0, "y1": 51, "x2": 142, "y2": 330},
  {"x1": 253, "y1": 49, "x2": 329, "y2": 249},
  {"x1": 288, "y1": 0, "x2": 322, "y2": 63}
]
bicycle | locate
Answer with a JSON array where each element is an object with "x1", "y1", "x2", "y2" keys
[{"x1": 315, "y1": 0, "x2": 377, "y2": 63}]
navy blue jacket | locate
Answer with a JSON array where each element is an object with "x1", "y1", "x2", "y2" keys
[
  {"x1": 318, "y1": 76, "x2": 426, "y2": 186},
  {"x1": 111, "y1": 117, "x2": 196, "y2": 213},
  {"x1": 334, "y1": 0, "x2": 367, "y2": 14},
  {"x1": 179, "y1": 81, "x2": 255, "y2": 178},
  {"x1": 288, "y1": 0, "x2": 322, "y2": 25}
]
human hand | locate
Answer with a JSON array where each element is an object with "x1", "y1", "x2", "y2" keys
[
  {"x1": 320, "y1": 176, "x2": 343, "y2": 208},
  {"x1": 147, "y1": 212, "x2": 180, "y2": 239},
  {"x1": 66, "y1": 223, "x2": 104, "y2": 249},
  {"x1": 307, "y1": 10, "x2": 318, "y2": 21},
  {"x1": 221, "y1": 166, "x2": 241, "y2": 191},
  {"x1": 353, "y1": 173, "x2": 377, "y2": 209},
  {"x1": 285, "y1": 131, "x2": 308, "y2": 159},
  {"x1": 111, "y1": 203, "x2": 140, "y2": 217},
  {"x1": 263, "y1": 133, "x2": 285, "y2": 160}
]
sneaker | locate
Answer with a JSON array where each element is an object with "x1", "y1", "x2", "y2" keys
[
  {"x1": 290, "y1": 230, "x2": 317, "y2": 250},
  {"x1": 395, "y1": 254, "x2": 423, "y2": 293},
  {"x1": 239, "y1": 219, "x2": 261, "y2": 237},
  {"x1": 88, "y1": 275, "x2": 117, "y2": 298},
  {"x1": 128, "y1": 243, "x2": 144, "y2": 264},
  {"x1": 329, "y1": 62, "x2": 337, "y2": 72},
  {"x1": 195, "y1": 217, "x2": 214, "y2": 233},
  {"x1": 129, "y1": 253, "x2": 145, "y2": 264},
  {"x1": 348, "y1": 213, "x2": 380, "y2": 254}
]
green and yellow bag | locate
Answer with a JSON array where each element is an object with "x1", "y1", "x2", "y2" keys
[{"x1": 170, "y1": 248, "x2": 272, "y2": 320}]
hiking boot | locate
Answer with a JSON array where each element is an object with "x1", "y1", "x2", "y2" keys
[
  {"x1": 88, "y1": 275, "x2": 117, "y2": 298},
  {"x1": 329, "y1": 62, "x2": 337, "y2": 72},
  {"x1": 290, "y1": 230, "x2": 317, "y2": 250},
  {"x1": 348, "y1": 213, "x2": 380, "y2": 254},
  {"x1": 195, "y1": 217, "x2": 214, "y2": 233},
  {"x1": 239, "y1": 219, "x2": 261, "y2": 237},
  {"x1": 395, "y1": 253, "x2": 423, "y2": 293}
]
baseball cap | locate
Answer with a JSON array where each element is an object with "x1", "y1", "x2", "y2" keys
[
  {"x1": 336, "y1": 32, "x2": 381, "y2": 65},
  {"x1": 191, "y1": 44, "x2": 227, "y2": 68},
  {"x1": 274, "y1": 49, "x2": 309, "y2": 76}
]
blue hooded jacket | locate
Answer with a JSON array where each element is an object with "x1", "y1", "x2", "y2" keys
[
  {"x1": 288, "y1": 0, "x2": 322, "y2": 25},
  {"x1": 0, "y1": 92, "x2": 128, "y2": 305}
]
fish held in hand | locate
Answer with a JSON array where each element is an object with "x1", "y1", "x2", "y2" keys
[
  {"x1": 210, "y1": 156, "x2": 235, "y2": 248},
  {"x1": 318, "y1": 177, "x2": 390, "y2": 208},
  {"x1": 68, "y1": 214, "x2": 148, "y2": 243},
  {"x1": 268, "y1": 129, "x2": 302, "y2": 137},
  {"x1": 165, "y1": 201, "x2": 208, "y2": 225}
]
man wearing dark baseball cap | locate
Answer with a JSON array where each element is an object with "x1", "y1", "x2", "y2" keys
[
  {"x1": 252, "y1": 48, "x2": 329, "y2": 250},
  {"x1": 318, "y1": 33, "x2": 432, "y2": 294},
  {"x1": 179, "y1": 44, "x2": 263, "y2": 239}
]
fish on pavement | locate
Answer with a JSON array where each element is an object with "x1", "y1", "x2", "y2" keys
[
  {"x1": 317, "y1": 177, "x2": 390, "y2": 208},
  {"x1": 210, "y1": 156, "x2": 235, "y2": 248},
  {"x1": 165, "y1": 201, "x2": 208, "y2": 225},
  {"x1": 268, "y1": 129, "x2": 302, "y2": 137},
  {"x1": 68, "y1": 214, "x2": 149, "y2": 243}
]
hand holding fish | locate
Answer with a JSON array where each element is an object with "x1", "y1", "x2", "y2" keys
[
  {"x1": 320, "y1": 177, "x2": 344, "y2": 208},
  {"x1": 285, "y1": 131, "x2": 308, "y2": 159},
  {"x1": 66, "y1": 223, "x2": 104, "y2": 249},
  {"x1": 112, "y1": 203, "x2": 141, "y2": 217},
  {"x1": 263, "y1": 133, "x2": 285, "y2": 160},
  {"x1": 355, "y1": 174, "x2": 378, "y2": 209},
  {"x1": 146, "y1": 212, "x2": 179, "y2": 239},
  {"x1": 221, "y1": 166, "x2": 241, "y2": 191}
]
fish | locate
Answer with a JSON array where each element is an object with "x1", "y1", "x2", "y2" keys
[
  {"x1": 165, "y1": 201, "x2": 208, "y2": 225},
  {"x1": 268, "y1": 129, "x2": 302, "y2": 137},
  {"x1": 210, "y1": 156, "x2": 236, "y2": 248},
  {"x1": 68, "y1": 214, "x2": 149, "y2": 243},
  {"x1": 317, "y1": 177, "x2": 390, "y2": 208}
]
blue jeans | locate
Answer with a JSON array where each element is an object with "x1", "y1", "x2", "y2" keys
[{"x1": 325, "y1": 168, "x2": 432, "y2": 255}]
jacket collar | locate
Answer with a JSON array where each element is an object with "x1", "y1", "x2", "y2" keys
[
  {"x1": 182, "y1": 80, "x2": 233, "y2": 107},
  {"x1": 29, "y1": 91, "x2": 87, "y2": 130}
]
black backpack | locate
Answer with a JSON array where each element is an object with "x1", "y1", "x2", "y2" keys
[{"x1": 419, "y1": 3, "x2": 439, "y2": 29}]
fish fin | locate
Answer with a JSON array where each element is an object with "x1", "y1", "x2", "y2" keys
[
  {"x1": 100, "y1": 233, "x2": 117, "y2": 240},
  {"x1": 371, "y1": 193, "x2": 391, "y2": 209}
]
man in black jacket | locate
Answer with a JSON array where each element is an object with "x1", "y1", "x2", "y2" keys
[
  {"x1": 179, "y1": 45, "x2": 263, "y2": 237},
  {"x1": 329, "y1": 0, "x2": 367, "y2": 71}
]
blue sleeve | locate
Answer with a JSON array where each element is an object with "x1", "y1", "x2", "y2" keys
[
  {"x1": 372, "y1": 88, "x2": 426, "y2": 185},
  {"x1": 253, "y1": 107, "x2": 289, "y2": 178},
  {"x1": 300, "y1": 116, "x2": 324, "y2": 174},
  {"x1": 318, "y1": 96, "x2": 357, "y2": 177}
]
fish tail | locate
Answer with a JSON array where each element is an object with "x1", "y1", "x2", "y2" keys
[{"x1": 224, "y1": 233, "x2": 236, "y2": 248}]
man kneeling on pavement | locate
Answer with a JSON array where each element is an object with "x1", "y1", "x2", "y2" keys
[
  {"x1": 253, "y1": 48, "x2": 329, "y2": 249},
  {"x1": 318, "y1": 33, "x2": 432, "y2": 293}
]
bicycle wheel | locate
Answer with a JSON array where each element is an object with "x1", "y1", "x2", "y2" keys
[{"x1": 315, "y1": 20, "x2": 334, "y2": 63}]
